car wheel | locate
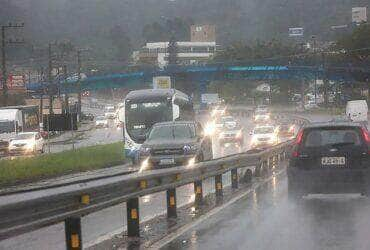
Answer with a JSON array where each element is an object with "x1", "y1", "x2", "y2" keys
[{"x1": 197, "y1": 152, "x2": 204, "y2": 162}]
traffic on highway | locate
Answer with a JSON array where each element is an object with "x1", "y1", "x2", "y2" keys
[{"x1": 1, "y1": 1, "x2": 370, "y2": 250}]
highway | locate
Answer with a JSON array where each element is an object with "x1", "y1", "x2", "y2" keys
[
  {"x1": 1, "y1": 111, "x2": 368, "y2": 250},
  {"x1": 0, "y1": 113, "x2": 255, "y2": 249},
  {"x1": 161, "y1": 170, "x2": 370, "y2": 250}
]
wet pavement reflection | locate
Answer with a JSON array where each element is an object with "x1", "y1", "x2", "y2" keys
[{"x1": 162, "y1": 172, "x2": 370, "y2": 250}]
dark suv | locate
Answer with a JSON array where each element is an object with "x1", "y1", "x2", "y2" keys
[
  {"x1": 138, "y1": 121, "x2": 213, "y2": 170},
  {"x1": 287, "y1": 122, "x2": 370, "y2": 199}
]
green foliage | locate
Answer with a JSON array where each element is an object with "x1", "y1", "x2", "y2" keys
[
  {"x1": 336, "y1": 25, "x2": 370, "y2": 59},
  {"x1": 0, "y1": 142, "x2": 125, "y2": 186},
  {"x1": 142, "y1": 17, "x2": 193, "y2": 43},
  {"x1": 213, "y1": 39, "x2": 306, "y2": 62}
]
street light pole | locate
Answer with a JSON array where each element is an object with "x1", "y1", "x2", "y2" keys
[
  {"x1": 77, "y1": 50, "x2": 82, "y2": 117},
  {"x1": 1, "y1": 26, "x2": 7, "y2": 106},
  {"x1": 1, "y1": 23, "x2": 24, "y2": 106}
]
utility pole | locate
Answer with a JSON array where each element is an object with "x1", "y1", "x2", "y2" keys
[
  {"x1": 77, "y1": 50, "x2": 82, "y2": 117},
  {"x1": 1, "y1": 22, "x2": 24, "y2": 106},
  {"x1": 48, "y1": 43, "x2": 53, "y2": 115},
  {"x1": 63, "y1": 65, "x2": 69, "y2": 114},
  {"x1": 167, "y1": 34, "x2": 178, "y2": 89}
]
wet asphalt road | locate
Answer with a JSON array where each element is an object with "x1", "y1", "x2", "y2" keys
[
  {"x1": 162, "y1": 171, "x2": 370, "y2": 250},
  {"x1": 0, "y1": 112, "x2": 336, "y2": 250},
  {"x1": 0, "y1": 115, "x2": 254, "y2": 250}
]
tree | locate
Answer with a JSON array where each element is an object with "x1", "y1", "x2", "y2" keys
[
  {"x1": 336, "y1": 24, "x2": 370, "y2": 60},
  {"x1": 109, "y1": 25, "x2": 133, "y2": 61},
  {"x1": 142, "y1": 17, "x2": 192, "y2": 42},
  {"x1": 167, "y1": 35, "x2": 178, "y2": 66}
]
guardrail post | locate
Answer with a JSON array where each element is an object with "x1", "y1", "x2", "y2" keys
[
  {"x1": 194, "y1": 180, "x2": 203, "y2": 207},
  {"x1": 231, "y1": 169, "x2": 238, "y2": 189},
  {"x1": 166, "y1": 188, "x2": 177, "y2": 218},
  {"x1": 215, "y1": 174, "x2": 223, "y2": 201},
  {"x1": 127, "y1": 198, "x2": 140, "y2": 237},
  {"x1": 65, "y1": 217, "x2": 82, "y2": 250}
]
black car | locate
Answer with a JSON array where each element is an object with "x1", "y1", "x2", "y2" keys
[
  {"x1": 138, "y1": 121, "x2": 213, "y2": 170},
  {"x1": 287, "y1": 122, "x2": 370, "y2": 199}
]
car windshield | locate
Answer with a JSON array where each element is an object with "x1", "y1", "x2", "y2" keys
[
  {"x1": 303, "y1": 128, "x2": 362, "y2": 147},
  {"x1": 148, "y1": 124, "x2": 195, "y2": 140},
  {"x1": 222, "y1": 117, "x2": 234, "y2": 122},
  {"x1": 14, "y1": 134, "x2": 34, "y2": 140},
  {"x1": 0, "y1": 121, "x2": 15, "y2": 133},
  {"x1": 255, "y1": 111, "x2": 267, "y2": 115},
  {"x1": 254, "y1": 127, "x2": 274, "y2": 134}
]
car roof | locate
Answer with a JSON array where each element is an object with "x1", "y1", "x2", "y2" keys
[
  {"x1": 153, "y1": 121, "x2": 196, "y2": 126},
  {"x1": 303, "y1": 121, "x2": 363, "y2": 129},
  {"x1": 255, "y1": 125, "x2": 274, "y2": 129},
  {"x1": 17, "y1": 132, "x2": 37, "y2": 135},
  {"x1": 125, "y1": 89, "x2": 188, "y2": 101}
]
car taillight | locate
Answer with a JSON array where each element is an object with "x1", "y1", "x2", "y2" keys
[
  {"x1": 295, "y1": 129, "x2": 304, "y2": 145},
  {"x1": 361, "y1": 127, "x2": 370, "y2": 154},
  {"x1": 361, "y1": 127, "x2": 370, "y2": 143},
  {"x1": 291, "y1": 129, "x2": 304, "y2": 158}
]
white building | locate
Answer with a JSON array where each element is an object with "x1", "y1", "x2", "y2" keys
[{"x1": 134, "y1": 41, "x2": 217, "y2": 68}]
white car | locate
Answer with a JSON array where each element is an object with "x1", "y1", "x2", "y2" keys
[
  {"x1": 105, "y1": 112, "x2": 116, "y2": 119},
  {"x1": 250, "y1": 125, "x2": 277, "y2": 149},
  {"x1": 8, "y1": 132, "x2": 44, "y2": 154},
  {"x1": 254, "y1": 110, "x2": 270, "y2": 123},
  {"x1": 346, "y1": 100, "x2": 368, "y2": 124},
  {"x1": 95, "y1": 116, "x2": 109, "y2": 128},
  {"x1": 221, "y1": 116, "x2": 237, "y2": 129},
  {"x1": 304, "y1": 100, "x2": 318, "y2": 110}
]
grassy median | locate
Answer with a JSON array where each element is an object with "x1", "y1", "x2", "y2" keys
[{"x1": 0, "y1": 142, "x2": 125, "y2": 187}]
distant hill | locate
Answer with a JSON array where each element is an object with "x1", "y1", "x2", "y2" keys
[{"x1": 2, "y1": 0, "x2": 369, "y2": 61}]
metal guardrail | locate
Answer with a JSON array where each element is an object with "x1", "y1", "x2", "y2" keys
[{"x1": 0, "y1": 141, "x2": 293, "y2": 249}]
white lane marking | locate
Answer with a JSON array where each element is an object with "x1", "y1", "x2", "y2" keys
[{"x1": 150, "y1": 169, "x2": 286, "y2": 249}]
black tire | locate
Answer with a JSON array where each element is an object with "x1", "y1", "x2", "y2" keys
[{"x1": 197, "y1": 152, "x2": 204, "y2": 162}]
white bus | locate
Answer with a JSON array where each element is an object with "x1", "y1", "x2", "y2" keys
[{"x1": 124, "y1": 89, "x2": 194, "y2": 162}]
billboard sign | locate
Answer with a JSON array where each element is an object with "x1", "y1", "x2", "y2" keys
[
  {"x1": 153, "y1": 76, "x2": 171, "y2": 89},
  {"x1": 0, "y1": 74, "x2": 26, "y2": 91},
  {"x1": 352, "y1": 7, "x2": 367, "y2": 23},
  {"x1": 43, "y1": 113, "x2": 78, "y2": 131},
  {"x1": 289, "y1": 27, "x2": 304, "y2": 37}
]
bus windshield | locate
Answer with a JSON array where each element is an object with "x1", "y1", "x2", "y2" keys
[
  {"x1": 0, "y1": 121, "x2": 15, "y2": 133},
  {"x1": 126, "y1": 101, "x2": 172, "y2": 142}
]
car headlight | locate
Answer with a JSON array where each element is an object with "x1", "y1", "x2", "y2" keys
[
  {"x1": 269, "y1": 136, "x2": 277, "y2": 143},
  {"x1": 236, "y1": 130, "x2": 242, "y2": 139},
  {"x1": 204, "y1": 121, "x2": 216, "y2": 136},
  {"x1": 183, "y1": 144, "x2": 198, "y2": 154},
  {"x1": 251, "y1": 137, "x2": 258, "y2": 144},
  {"x1": 140, "y1": 146, "x2": 151, "y2": 155},
  {"x1": 26, "y1": 142, "x2": 35, "y2": 150}
]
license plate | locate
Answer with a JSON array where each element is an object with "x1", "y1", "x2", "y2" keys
[
  {"x1": 159, "y1": 158, "x2": 175, "y2": 165},
  {"x1": 321, "y1": 157, "x2": 346, "y2": 166}
]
